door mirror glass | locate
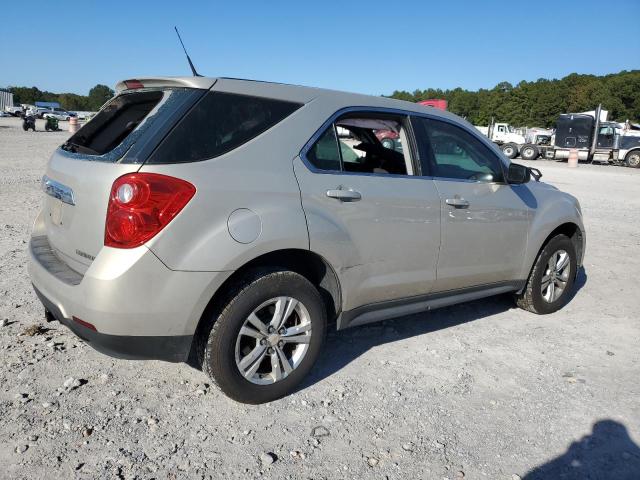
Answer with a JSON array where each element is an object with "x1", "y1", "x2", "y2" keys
[{"x1": 507, "y1": 163, "x2": 531, "y2": 184}]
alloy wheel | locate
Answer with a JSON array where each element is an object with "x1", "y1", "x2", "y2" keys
[
  {"x1": 235, "y1": 296, "x2": 312, "y2": 385},
  {"x1": 541, "y1": 249, "x2": 571, "y2": 303}
]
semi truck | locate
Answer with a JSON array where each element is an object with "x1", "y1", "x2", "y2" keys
[
  {"x1": 477, "y1": 106, "x2": 640, "y2": 168},
  {"x1": 475, "y1": 121, "x2": 529, "y2": 159}
]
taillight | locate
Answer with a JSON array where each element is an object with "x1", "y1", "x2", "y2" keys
[{"x1": 105, "y1": 173, "x2": 195, "y2": 249}]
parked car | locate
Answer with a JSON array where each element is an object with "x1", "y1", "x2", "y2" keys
[
  {"x1": 29, "y1": 77, "x2": 586, "y2": 404},
  {"x1": 374, "y1": 129, "x2": 399, "y2": 149},
  {"x1": 4, "y1": 105, "x2": 24, "y2": 117},
  {"x1": 29, "y1": 107, "x2": 52, "y2": 118},
  {"x1": 43, "y1": 109, "x2": 73, "y2": 121}
]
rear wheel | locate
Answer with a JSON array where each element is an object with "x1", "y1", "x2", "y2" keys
[
  {"x1": 625, "y1": 150, "x2": 640, "y2": 168},
  {"x1": 501, "y1": 143, "x2": 518, "y2": 159},
  {"x1": 516, "y1": 234, "x2": 577, "y2": 314},
  {"x1": 520, "y1": 144, "x2": 539, "y2": 160},
  {"x1": 199, "y1": 269, "x2": 326, "y2": 404}
]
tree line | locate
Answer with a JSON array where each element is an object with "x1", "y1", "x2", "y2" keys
[
  {"x1": 6, "y1": 70, "x2": 639, "y2": 125},
  {"x1": 7, "y1": 84, "x2": 115, "y2": 112},
  {"x1": 389, "y1": 70, "x2": 640, "y2": 127}
]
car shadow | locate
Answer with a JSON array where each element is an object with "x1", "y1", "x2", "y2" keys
[
  {"x1": 522, "y1": 420, "x2": 640, "y2": 479},
  {"x1": 300, "y1": 266, "x2": 587, "y2": 391}
]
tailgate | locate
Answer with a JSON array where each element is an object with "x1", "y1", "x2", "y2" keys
[
  {"x1": 39, "y1": 85, "x2": 205, "y2": 274},
  {"x1": 43, "y1": 154, "x2": 140, "y2": 273}
]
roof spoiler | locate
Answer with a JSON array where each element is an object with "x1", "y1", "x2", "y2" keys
[{"x1": 115, "y1": 77, "x2": 216, "y2": 93}]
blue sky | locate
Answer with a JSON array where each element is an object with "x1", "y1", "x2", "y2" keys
[{"x1": 2, "y1": 0, "x2": 638, "y2": 95}]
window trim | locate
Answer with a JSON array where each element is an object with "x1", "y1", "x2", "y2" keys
[
  {"x1": 409, "y1": 114, "x2": 510, "y2": 185},
  {"x1": 299, "y1": 107, "x2": 423, "y2": 178}
]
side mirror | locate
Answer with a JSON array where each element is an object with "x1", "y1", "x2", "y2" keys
[{"x1": 506, "y1": 163, "x2": 531, "y2": 184}]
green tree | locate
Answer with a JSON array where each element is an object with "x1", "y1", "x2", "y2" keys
[
  {"x1": 87, "y1": 84, "x2": 114, "y2": 110},
  {"x1": 388, "y1": 70, "x2": 640, "y2": 126}
]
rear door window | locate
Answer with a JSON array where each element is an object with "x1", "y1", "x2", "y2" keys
[
  {"x1": 147, "y1": 92, "x2": 302, "y2": 164},
  {"x1": 304, "y1": 113, "x2": 415, "y2": 176}
]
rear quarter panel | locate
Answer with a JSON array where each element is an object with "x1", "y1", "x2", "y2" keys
[{"x1": 140, "y1": 100, "x2": 333, "y2": 272}]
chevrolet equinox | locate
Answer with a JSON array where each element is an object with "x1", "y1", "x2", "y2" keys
[{"x1": 29, "y1": 77, "x2": 586, "y2": 403}]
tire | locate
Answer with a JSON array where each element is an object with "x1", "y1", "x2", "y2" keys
[
  {"x1": 381, "y1": 138, "x2": 395, "y2": 150},
  {"x1": 520, "y1": 144, "x2": 539, "y2": 160},
  {"x1": 515, "y1": 234, "x2": 577, "y2": 314},
  {"x1": 199, "y1": 269, "x2": 326, "y2": 404},
  {"x1": 501, "y1": 143, "x2": 518, "y2": 159},
  {"x1": 22, "y1": 124, "x2": 28, "y2": 131},
  {"x1": 625, "y1": 150, "x2": 640, "y2": 168},
  {"x1": 45, "y1": 125, "x2": 50, "y2": 131}
]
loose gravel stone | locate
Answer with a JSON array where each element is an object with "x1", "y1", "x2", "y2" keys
[
  {"x1": 259, "y1": 452, "x2": 276, "y2": 466},
  {"x1": 311, "y1": 426, "x2": 330, "y2": 438},
  {"x1": 62, "y1": 377, "x2": 82, "y2": 390}
]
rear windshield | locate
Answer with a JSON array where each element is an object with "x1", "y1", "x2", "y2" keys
[
  {"x1": 147, "y1": 91, "x2": 302, "y2": 164},
  {"x1": 61, "y1": 90, "x2": 163, "y2": 156}
]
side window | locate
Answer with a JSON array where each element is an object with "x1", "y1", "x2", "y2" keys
[
  {"x1": 307, "y1": 127, "x2": 342, "y2": 171},
  {"x1": 305, "y1": 114, "x2": 414, "y2": 176},
  {"x1": 414, "y1": 117, "x2": 504, "y2": 183},
  {"x1": 148, "y1": 91, "x2": 302, "y2": 164}
]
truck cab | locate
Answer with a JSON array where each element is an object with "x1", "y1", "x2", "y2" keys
[{"x1": 490, "y1": 123, "x2": 526, "y2": 145}]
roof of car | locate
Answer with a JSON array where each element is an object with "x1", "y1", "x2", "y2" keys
[{"x1": 115, "y1": 76, "x2": 461, "y2": 123}]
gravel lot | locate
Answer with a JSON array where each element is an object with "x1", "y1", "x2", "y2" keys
[{"x1": 1, "y1": 115, "x2": 639, "y2": 479}]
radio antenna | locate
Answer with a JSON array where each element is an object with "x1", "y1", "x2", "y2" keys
[{"x1": 174, "y1": 26, "x2": 201, "y2": 77}]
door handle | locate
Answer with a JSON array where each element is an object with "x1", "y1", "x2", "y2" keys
[
  {"x1": 445, "y1": 197, "x2": 470, "y2": 208},
  {"x1": 326, "y1": 188, "x2": 362, "y2": 201}
]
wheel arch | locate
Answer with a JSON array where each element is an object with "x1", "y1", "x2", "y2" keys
[
  {"x1": 188, "y1": 248, "x2": 342, "y2": 365},
  {"x1": 522, "y1": 221, "x2": 584, "y2": 288}
]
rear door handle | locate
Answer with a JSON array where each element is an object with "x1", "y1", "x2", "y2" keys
[
  {"x1": 445, "y1": 197, "x2": 470, "y2": 208},
  {"x1": 326, "y1": 188, "x2": 362, "y2": 202}
]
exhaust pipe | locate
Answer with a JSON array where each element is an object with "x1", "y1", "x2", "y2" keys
[{"x1": 589, "y1": 104, "x2": 602, "y2": 160}]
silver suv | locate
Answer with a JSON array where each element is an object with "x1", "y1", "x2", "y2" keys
[{"x1": 29, "y1": 77, "x2": 585, "y2": 403}]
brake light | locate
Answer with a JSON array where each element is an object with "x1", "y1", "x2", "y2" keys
[
  {"x1": 105, "y1": 173, "x2": 195, "y2": 249},
  {"x1": 123, "y1": 79, "x2": 144, "y2": 89}
]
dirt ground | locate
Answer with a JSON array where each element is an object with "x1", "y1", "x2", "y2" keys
[{"x1": 1, "y1": 115, "x2": 639, "y2": 479}]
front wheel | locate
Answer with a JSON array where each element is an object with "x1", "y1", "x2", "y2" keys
[
  {"x1": 501, "y1": 143, "x2": 518, "y2": 159},
  {"x1": 516, "y1": 234, "x2": 577, "y2": 314},
  {"x1": 625, "y1": 150, "x2": 640, "y2": 168},
  {"x1": 199, "y1": 269, "x2": 326, "y2": 403}
]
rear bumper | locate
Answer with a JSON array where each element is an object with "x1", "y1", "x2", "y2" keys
[
  {"x1": 33, "y1": 284, "x2": 192, "y2": 362},
  {"x1": 28, "y1": 227, "x2": 233, "y2": 363}
]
